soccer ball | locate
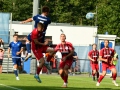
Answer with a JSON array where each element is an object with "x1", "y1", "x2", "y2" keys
[{"x1": 86, "y1": 12, "x2": 94, "y2": 20}]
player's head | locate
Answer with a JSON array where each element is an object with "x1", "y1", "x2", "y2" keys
[
  {"x1": 37, "y1": 22, "x2": 44, "y2": 32},
  {"x1": 92, "y1": 43, "x2": 97, "y2": 50},
  {"x1": 13, "y1": 34, "x2": 18, "y2": 42},
  {"x1": 60, "y1": 34, "x2": 66, "y2": 42},
  {"x1": 42, "y1": 6, "x2": 50, "y2": 16},
  {"x1": 104, "y1": 39, "x2": 109, "y2": 47}
]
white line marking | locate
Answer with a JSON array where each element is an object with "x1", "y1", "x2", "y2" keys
[{"x1": 0, "y1": 84, "x2": 22, "y2": 90}]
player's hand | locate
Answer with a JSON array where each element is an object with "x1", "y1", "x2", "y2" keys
[
  {"x1": 62, "y1": 57, "x2": 67, "y2": 62},
  {"x1": 91, "y1": 59, "x2": 95, "y2": 62},
  {"x1": 16, "y1": 52, "x2": 21, "y2": 55},
  {"x1": 104, "y1": 59, "x2": 108, "y2": 62},
  {"x1": 43, "y1": 41, "x2": 49, "y2": 45}
]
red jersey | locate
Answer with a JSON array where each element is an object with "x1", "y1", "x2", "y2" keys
[
  {"x1": 31, "y1": 28, "x2": 43, "y2": 49},
  {"x1": 55, "y1": 42, "x2": 73, "y2": 60},
  {"x1": 88, "y1": 50, "x2": 99, "y2": 64},
  {"x1": 99, "y1": 47, "x2": 114, "y2": 64}
]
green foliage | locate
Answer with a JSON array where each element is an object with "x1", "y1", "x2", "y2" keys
[{"x1": 0, "y1": 0, "x2": 120, "y2": 37}]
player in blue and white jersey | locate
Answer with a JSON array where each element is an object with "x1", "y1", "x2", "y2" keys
[
  {"x1": 21, "y1": 6, "x2": 51, "y2": 60},
  {"x1": 8, "y1": 34, "x2": 23, "y2": 80}
]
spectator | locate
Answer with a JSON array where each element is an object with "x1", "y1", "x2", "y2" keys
[
  {"x1": 69, "y1": 51, "x2": 78, "y2": 75},
  {"x1": 0, "y1": 48, "x2": 4, "y2": 73},
  {"x1": 21, "y1": 47, "x2": 28, "y2": 72},
  {"x1": 0, "y1": 38, "x2": 4, "y2": 48}
]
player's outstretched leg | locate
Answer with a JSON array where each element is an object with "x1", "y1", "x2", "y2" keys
[
  {"x1": 96, "y1": 71, "x2": 106, "y2": 86},
  {"x1": 111, "y1": 68, "x2": 119, "y2": 86},
  {"x1": 62, "y1": 65, "x2": 69, "y2": 88},
  {"x1": 34, "y1": 57, "x2": 45, "y2": 83}
]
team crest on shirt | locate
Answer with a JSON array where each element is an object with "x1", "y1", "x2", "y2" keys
[
  {"x1": 17, "y1": 44, "x2": 19, "y2": 46},
  {"x1": 60, "y1": 46, "x2": 62, "y2": 50}
]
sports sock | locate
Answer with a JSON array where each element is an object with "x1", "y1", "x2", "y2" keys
[
  {"x1": 112, "y1": 73, "x2": 117, "y2": 80},
  {"x1": 26, "y1": 43, "x2": 31, "y2": 53},
  {"x1": 14, "y1": 69, "x2": 18, "y2": 77},
  {"x1": 36, "y1": 67, "x2": 42, "y2": 75},
  {"x1": 64, "y1": 75, "x2": 68, "y2": 83},
  {"x1": 97, "y1": 72, "x2": 99, "y2": 79},
  {"x1": 98, "y1": 75, "x2": 104, "y2": 83}
]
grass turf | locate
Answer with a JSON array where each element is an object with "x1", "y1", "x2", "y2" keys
[{"x1": 0, "y1": 74, "x2": 120, "y2": 90}]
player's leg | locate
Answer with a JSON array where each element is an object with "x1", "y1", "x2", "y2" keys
[
  {"x1": 59, "y1": 61, "x2": 65, "y2": 84},
  {"x1": 33, "y1": 49, "x2": 45, "y2": 82},
  {"x1": 62, "y1": 60, "x2": 72, "y2": 87},
  {"x1": 110, "y1": 66, "x2": 119, "y2": 86},
  {"x1": 72, "y1": 62, "x2": 76, "y2": 75},
  {"x1": 96, "y1": 64, "x2": 107, "y2": 86},
  {"x1": 96, "y1": 64, "x2": 99, "y2": 80},
  {"x1": 91, "y1": 64, "x2": 96, "y2": 81},
  {"x1": 12, "y1": 58, "x2": 19, "y2": 80}
]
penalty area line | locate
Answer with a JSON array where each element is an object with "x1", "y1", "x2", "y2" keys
[{"x1": 0, "y1": 83, "x2": 22, "y2": 90}]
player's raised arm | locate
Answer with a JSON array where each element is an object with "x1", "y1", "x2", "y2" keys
[{"x1": 20, "y1": 18, "x2": 33, "y2": 24}]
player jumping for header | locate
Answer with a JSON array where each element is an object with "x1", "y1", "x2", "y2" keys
[
  {"x1": 21, "y1": 6, "x2": 51, "y2": 60},
  {"x1": 31, "y1": 22, "x2": 53, "y2": 83}
]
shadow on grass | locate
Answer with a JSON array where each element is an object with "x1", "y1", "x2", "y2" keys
[{"x1": 11, "y1": 86, "x2": 113, "y2": 90}]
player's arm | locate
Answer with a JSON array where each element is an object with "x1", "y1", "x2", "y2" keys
[
  {"x1": 88, "y1": 52, "x2": 94, "y2": 61},
  {"x1": 20, "y1": 18, "x2": 33, "y2": 24},
  {"x1": 34, "y1": 39, "x2": 47, "y2": 45},
  {"x1": 99, "y1": 49, "x2": 107, "y2": 62}
]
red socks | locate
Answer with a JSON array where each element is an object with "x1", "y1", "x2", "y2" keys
[
  {"x1": 112, "y1": 73, "x2": 117, "y2": 80},
  {"x1": 92, "y1": 72, "x2": 95, "y2": 77},
  {"x1": 60, "y1": 75, "x2": 64, "y2": 80},
  {"x1": 64, "y1": 75, "x2": 68, "y2": 83},
  {"x1": 98, "y1": 75, "x2": 104, "y2": 83},
  {"x1": 97, "y1": 72, "x2": 99, "y2": 79},
  {"x1": 37, "y1": 67, "x2": 42, "y2": 75}
]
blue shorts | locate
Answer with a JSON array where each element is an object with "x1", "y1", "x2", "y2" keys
[
  {"x1": 72, "y1": 61, "x2": 76, "y2": 68},
  {"x1": 27, "y1": 32, "x2": 45, "y2": 43},
  {"x1": 12, "y1": 58, "x2": 21, "y2": 66}
]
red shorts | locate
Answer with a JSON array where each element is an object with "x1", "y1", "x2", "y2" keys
[
  {"x1": 32, "y1": 45, "x2": 48, "y2": 60},
  {"x1": 102, "y1": 63, "x2": 115, "y2": 71},
  {"x1": 59, "y1": 60, "x2": 73, "y2": 69},
  {"x1": 91, "y1": 64, "x2": 99, "y2": 71}
]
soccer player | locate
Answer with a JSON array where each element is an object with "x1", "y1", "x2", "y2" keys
[
  {"x1": 96, "y1": 40, "x2": 119, "y2": 86},
  {"x1": 21, "y1": 6, "x2": 51, "y2": 60},
  {"x1": 88, "y1": 44, "x2": 99, "y2": 81},
  {"x1": 55, "y1": 34, "x2": 74, "y2": 87},
  {"x1": 31, "y1": 22, "x2": 53, "y2": 83},
  {"x1": 8, "y1": 34, "x2": 23, "y2": 80}
]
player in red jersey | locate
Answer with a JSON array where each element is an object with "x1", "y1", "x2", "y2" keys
[
  {"x1": 88, "y1": 44, "x2": 99, "y2": 81},
  {"x1": 96, "y1": 40, "x2": 119, "y2": 86},
  {"x1": 55, "y1": 34, "x2": 74, "y2": 87},
  {"x1": 31, "y1": 22, "x2": 53, "y2": 83}
]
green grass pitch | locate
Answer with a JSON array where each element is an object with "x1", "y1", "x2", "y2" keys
[{"x1": 0, "y1": 74, "x2": 120, "y2": 90}]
